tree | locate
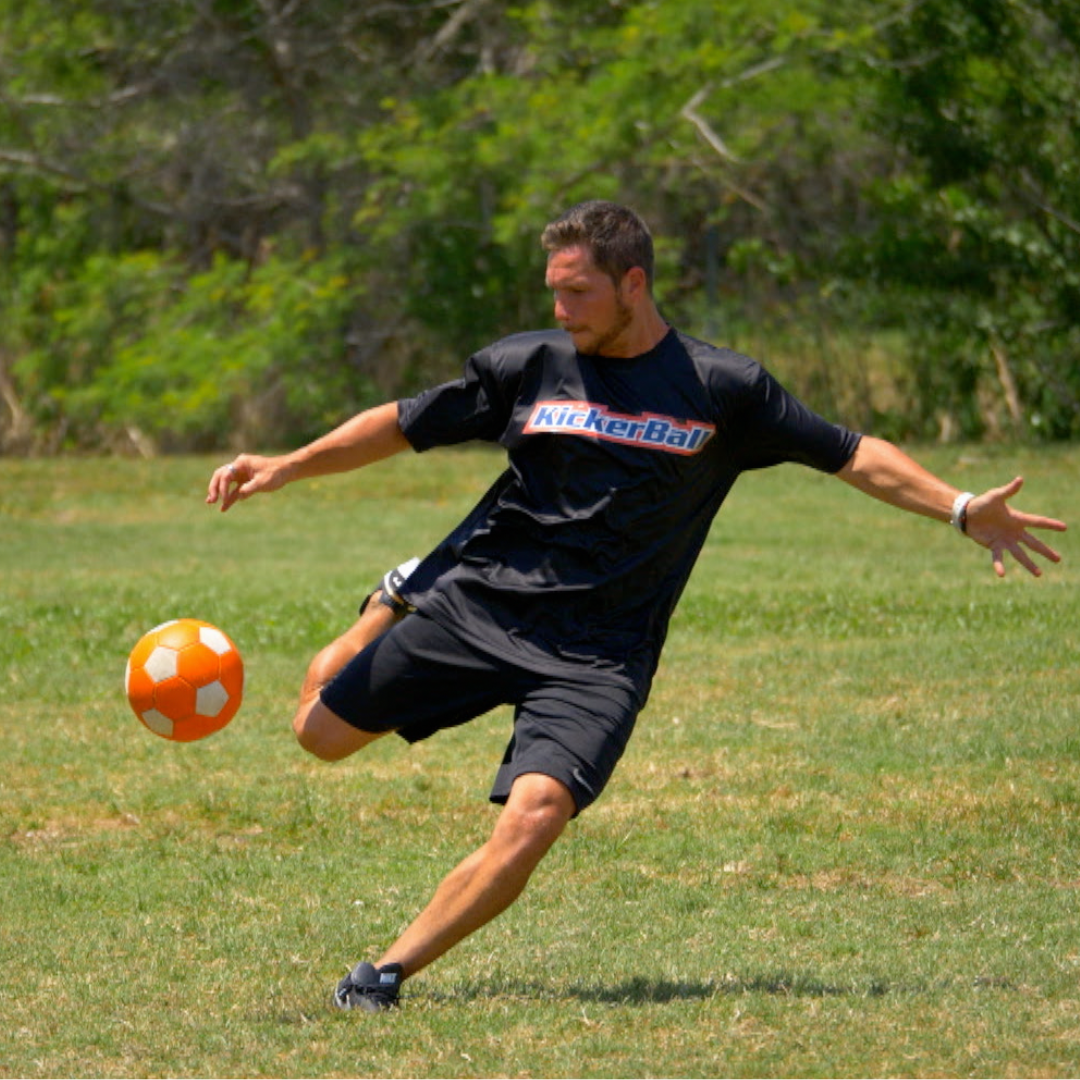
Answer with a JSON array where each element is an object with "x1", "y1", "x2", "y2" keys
[
  {"x1": 0, "y1": 0, "x2": 511, "y2": 449},
  {"x1": 856, "y1": 0, "x2": 1080, "y2": 438},
  {"x1": 3, "y1": 0, "x2": 1077, "y2": 451}
]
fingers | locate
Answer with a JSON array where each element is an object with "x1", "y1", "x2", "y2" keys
[
  {"x1": 994, "y1": 543, "x2": 1037, "y2": 578},
  {"x1": 991, "y1": 547, "x2": 1008, "y2": 578},
  {"x1": 991, "y1": 530, "x2": 1063, "y2": 578},
  {"x1": 994, "y1": 477, "x2": 1066, "y2": 534},
  {"x1": 1022, "y1": 531, "x2": 1063, "y2": 565},
  {"x1": 999, "y1": 475, "x2": 1024, "y2": 501},
  {"x1": 206, "y1": 459, "x2": 245, "y2": 512},
  {"x1": 205, "y1": 454, "x2": 286, "y2": 510},
  {"x1": 1019, "y1": 513, "x2": 1068, "y2": 534}
]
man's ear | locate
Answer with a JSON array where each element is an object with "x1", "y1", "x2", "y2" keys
[{"x1": 621, "y1": 265, "x2": 649, "y2": 302}]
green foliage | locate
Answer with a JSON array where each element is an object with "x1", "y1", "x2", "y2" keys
[
  {"x1": 345, "y1": 0, "x2": 893, "y2": 376},
  {"x1": 857, "y1": 0, "x2": 1080, "y2": 439},
  {"x1": 9, "y1": 246, "x2": 374, "y2": 450},
  {"x1": 2, "y1": 0, "x2": 1079, "y2": 450}
]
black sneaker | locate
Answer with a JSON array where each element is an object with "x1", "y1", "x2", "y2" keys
[
  {"x1": 379, "y1": 557, "x2": 420, "y2": 614},
  {"x1": 358, "y1": 557, "x2": 420, "y2": 618},
  {"x1": 333, "y1": 961, "x2": 404, "y2": 1012}
]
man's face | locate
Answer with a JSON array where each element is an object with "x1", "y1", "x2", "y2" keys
[{"x1": 545, "y1": 245, "x2": 633, "y2": 357}]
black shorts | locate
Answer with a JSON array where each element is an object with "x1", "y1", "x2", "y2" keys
[{"x1": 319, "y1": 613, "x2": 640, "y2": 815}]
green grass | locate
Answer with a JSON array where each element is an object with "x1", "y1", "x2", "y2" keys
[{"x1": 1, "y1": 444, "x2": 1078, "y2": 1078}]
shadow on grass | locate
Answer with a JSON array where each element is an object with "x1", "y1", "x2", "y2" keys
[
  {"x1": 576, "y1": 973, "x2": 875, "y2": 1004},
  {"x1": 416, "y1": 969, "x2": 1007, "y2": 1007},
  {"x1": 287, "y1": 971, "x2": 1018, "y2": 1022}
]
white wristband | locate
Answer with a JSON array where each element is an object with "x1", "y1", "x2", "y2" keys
[{"x1": 950, "y1": 491, "x2": 975, "y2": 534}]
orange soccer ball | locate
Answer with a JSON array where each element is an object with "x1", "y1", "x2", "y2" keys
[{"x1": 125, "y1": 619, "x2": 244, "y2": 742}]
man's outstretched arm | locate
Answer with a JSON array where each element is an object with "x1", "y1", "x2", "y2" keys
[
  {"x1": 836, "y1": 435, "x2": 1066, "y2": 578},
  {"x1": 206, "y1": 401, "x2": 410, "y2": 512}
]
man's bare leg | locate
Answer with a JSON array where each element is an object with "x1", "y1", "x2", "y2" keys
[
  {"x1": 292, "y1": 591, "x2": 401, "y2": 761},
  {"x1": 375, "y1": 772, "x2": 576, "y2": 977}
]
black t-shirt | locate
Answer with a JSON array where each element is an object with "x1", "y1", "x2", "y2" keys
[{"x1": 397, "y1": 327, "x2": 861, "y2": 704}]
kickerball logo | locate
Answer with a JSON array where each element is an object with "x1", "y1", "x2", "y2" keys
[{"x1": 524, "y1": 400, "x2": 715, "y2": 455}]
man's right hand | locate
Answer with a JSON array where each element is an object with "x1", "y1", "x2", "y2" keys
[{"x1": 205, "y1": 454, "x2": 293, "y2": 512}]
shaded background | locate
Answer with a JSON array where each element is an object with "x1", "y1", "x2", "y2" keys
[{"x1": 2, "y1": 0, "x2": 1078, "y2": 453}]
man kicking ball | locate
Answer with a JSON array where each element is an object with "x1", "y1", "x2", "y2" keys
[{"x1": 207, "y1": 200, "x2": 1066, "y2": 1011}]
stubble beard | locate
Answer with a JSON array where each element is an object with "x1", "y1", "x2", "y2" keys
[{"x1": 576, "y1": 295, "x2": 634, "y2": 357}]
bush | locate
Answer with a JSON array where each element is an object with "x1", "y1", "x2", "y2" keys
[{"x1": 7, "y1": 248, "x2": 380, "y2": 452}]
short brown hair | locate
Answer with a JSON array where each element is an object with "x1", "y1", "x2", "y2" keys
[{"x1": 541, "y1": 201, "x2": 654, "y2": 290}]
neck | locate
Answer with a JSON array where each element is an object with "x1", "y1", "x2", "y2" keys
[{"x1": 600, "y1": 302, "x2": 670, "y2": 359}]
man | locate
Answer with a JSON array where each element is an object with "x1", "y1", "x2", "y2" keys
[{"x1": 206, "y1": 201, "x2": 1065, "y2": 1012}]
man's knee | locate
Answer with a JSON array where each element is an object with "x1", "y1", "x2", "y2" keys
[
  {"x1": 292, "y1": 699, "x2": 382, "y2": 761},
  {"x1": 495, "y1": 774, "x2": 576, "y2": 856},
  {"x1": 294, "y1": 612, "x2": 398, "y2": 761}
]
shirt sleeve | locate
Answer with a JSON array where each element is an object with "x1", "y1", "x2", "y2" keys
[
  {"x1": 728, "y1": 363, "x2": 862, "y2": 474},
  {"x1": 398, "y1": 345, "x2": 518, "y2": 452}
]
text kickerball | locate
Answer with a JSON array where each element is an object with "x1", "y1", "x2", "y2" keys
[{"x1": 125, "y1": 619, "x2": 244, "y2": 741}]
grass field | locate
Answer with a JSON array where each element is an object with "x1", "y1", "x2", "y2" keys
[{"x1": 1, "y1": 444, "x2": 1078, "y2": 1079}]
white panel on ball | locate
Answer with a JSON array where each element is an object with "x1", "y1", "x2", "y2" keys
[
  {"x1": 199, "y1": 627, "x2": 232, "y2": 655},
  {"x1": 144, "y1": 646, "x2": 179, "y2": 682},
  {"x1": 141, "y1": 709, "x2": 174, "y2": 737},
  {"x1": 196, "y1": 681, "x2": 229, "y2": 718}
]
